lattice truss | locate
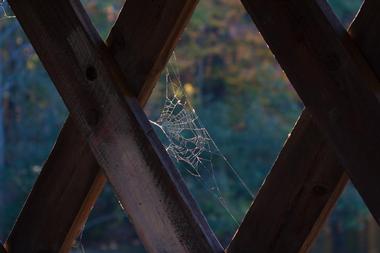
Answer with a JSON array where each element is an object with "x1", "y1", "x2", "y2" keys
[{"x1": 1, "y1": 0, "x2": 380, "y2": 253}]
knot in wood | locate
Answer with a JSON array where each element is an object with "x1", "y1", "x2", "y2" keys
[{"x1": 86, "y1": 65, "x2": 98, "y2": 81}]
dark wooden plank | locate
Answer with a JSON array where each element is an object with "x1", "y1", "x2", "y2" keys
[
  {"x1": 7, "y1": 2, "x2": 202, "y2": 251},
  {"x1": 242, "y1": 0, "x2": 380, "y2": 225},
  {"x1": 229, "y1": 0, "x2": 380, "y2": 252},
  {"x1": 6, "y1": 2, "x2": 202, "y2": 252},
  {"x1": 7, "y1": 116, "x2": 105, "y2": 253},
  {"x1": 228, "y1": 109, "x2": 348, "y2": 253},
  {"x1": 107, "y1": 0, "x2": 198, "y2": 105},
  {"x1": 5, "y1": 1, "x2": 222, "y2": 253},
  {"x1": 349, "y1": 0, "x2": 380, "y2": 80}
]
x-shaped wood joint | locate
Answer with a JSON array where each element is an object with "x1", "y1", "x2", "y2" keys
[
  {"x1": 4, "y1": 0, "x2": 222, "y2": 252},
  {"x1": 3, "y1": 0, "x2": 380, "y2": 253},
  {"x1": 229, "y1": 0, "x2": 380, "y2": 252}
]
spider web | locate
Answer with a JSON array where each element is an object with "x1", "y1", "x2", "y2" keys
[
  {"x1": 0, "y1": 0, "x2": 15, "y2": 20},
  {"x1": 150, "y1": 77, "x2": 214, "y2": 178},
  {"x1": 150, "y1": 54, "x2": 254, "y2": 225}
]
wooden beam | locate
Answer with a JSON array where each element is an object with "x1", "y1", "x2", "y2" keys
[
  {"x1": 228, "y1": 110, "x2": 348, "y2": 253},
  {"x1": 5, "y1": 1, "x2": 222, "y2": 253},
  {"x1": 349, "y1": 0, "x2": 380, "y2": 80},
  {"x1": 229, "y1": 0, "x2": 380, "y2": 252},
  {"x1": 244, "y1": 0, "x2": 380, "y2": 224},
  {"x1": 7, "y1": 2, "x2": 201, "y2": 251}
]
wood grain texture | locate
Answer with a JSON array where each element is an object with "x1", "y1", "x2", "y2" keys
[
  {"x1": 243, "y1": 0, "x2": 380, "y2": 224},
  {"x1": 349, "y1": 0, "x2": 380, "y2": 81},
  {"x1": 228, "y1": 110, "x2": 347, "y2": 253},
  {"x1": 229, "y1": 0, "x2": 380, "y2": 252},
  {"x1": 7, "y1": 2, "x2": 201, "y2": 252},
  {"x1": 6, "y1": 1, "x2": 223, "y2": 253}
]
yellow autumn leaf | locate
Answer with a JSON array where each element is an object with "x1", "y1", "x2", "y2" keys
[{"x1": 184, "y1": 83, "x2": 196, "y2": 96}]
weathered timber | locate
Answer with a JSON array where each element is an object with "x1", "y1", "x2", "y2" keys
[
  {"x1": 228, "y1": 110, "x2": 347, "y2": 253},
  {"x1": 349, "y1": 0, "x2": 380, "y2": 81},
  {"x1": 244, "y1": 0, "x2": 380, "y2": 226},
  {"x1": 7, "y1": 1, "x2": 202, "y2": 251},
  {"x1": 6, "y1": 1, "x2": 222, "y2": 253},
  {"x1": 229, "y1": 0, "x2": 380, "y2": 252}
]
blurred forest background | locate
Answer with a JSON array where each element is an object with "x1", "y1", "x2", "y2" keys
[{"x1": 1, "y1": 0, "x2": 379, "y2": 252}]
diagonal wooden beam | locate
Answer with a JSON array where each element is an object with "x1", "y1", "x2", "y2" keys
[
  {"x1": 244, "y1": 0, "x2": 380, "y2": 223},
  {"x1": 7, "y1": 1, "x2": 201, "y2": 251},
  {"x1": 229, "y1": 0, "x2": 380, "y2": 252},
  {"x1": 228, "y1": 109, "x2": 348, "y2": 253},
  {"x1": 5, "y1": 1, "x2": 223, "y2": 253}
]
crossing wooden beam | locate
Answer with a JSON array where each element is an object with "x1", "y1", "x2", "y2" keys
[
  {"x1": 5, "y1": 0, "x2": 380, "y2": 252},
  {"x1": 5, "y1": 1, "x2": 223, "y2": 253},
  {"x1": 229, "y1": 0, "x2": 380, "y2": 252},
  {"x1": 229, "y1": 110, "x2": 347, "y2": 253},
  {"x1": 7, "y1": 1, "x2": 200, "y2": 251}
]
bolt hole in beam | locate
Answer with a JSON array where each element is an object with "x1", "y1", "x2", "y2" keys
[{"x1": 86, "y1": 65, "x2": 98, "y2": 81}]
